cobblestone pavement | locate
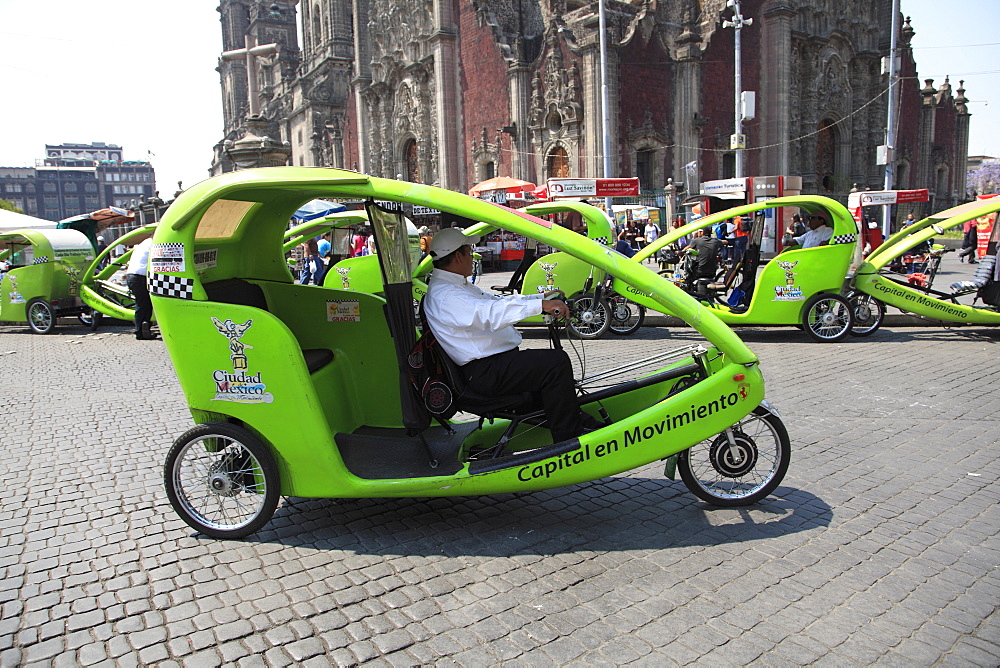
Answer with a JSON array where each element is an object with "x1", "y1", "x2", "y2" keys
[{"x1": 1, "y1": 315, "x2": 998, "y2": 666}]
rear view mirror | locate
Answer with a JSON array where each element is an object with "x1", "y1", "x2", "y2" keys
[{"x1": 931, "y1": 224, "x2": 945, "y2": 234}]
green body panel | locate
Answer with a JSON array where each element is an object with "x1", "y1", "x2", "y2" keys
[
  {"x1": 620, "y1": 195, "x2": 857, "y2": 324},
  {"x1": 0, "y1": 228, "x2": 93, "y2": 321},
  {"x1": 853, "y1": 197, "x2": 1000, "y2": 325},
  {"x1": 325, "y1": 255, "x2": 382, "y2": 291},
  {"x1": 149, "y1": 167, "x2": 767, "y2": 498}
]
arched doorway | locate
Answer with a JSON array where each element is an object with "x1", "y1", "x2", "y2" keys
[
  {"x1": 403, "y1": 139, "x2": 420, "y2": 183},
  {"x1": 816, "y1": 119, "x2": 837, "y2": 192},
  {"x1": 547, "y1": 146, "x2": 569, "y2": 179}
]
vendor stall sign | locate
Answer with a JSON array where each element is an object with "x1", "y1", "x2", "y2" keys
[{"x1": 547, "y1": 178, "x2": 640, "y2": 198}]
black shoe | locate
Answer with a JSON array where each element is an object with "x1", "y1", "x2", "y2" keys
[{"x1": 579, "y1": 412, "x2": 607, "y2": 431}]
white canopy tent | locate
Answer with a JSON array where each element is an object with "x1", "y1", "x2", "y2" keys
[{"x1": 0, "y1": 208, "x2": 57, "y2": 230}]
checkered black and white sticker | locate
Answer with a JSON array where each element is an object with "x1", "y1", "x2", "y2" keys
[
  {"x1": 831, "y1": 234, "x2": 856, "y2": 245},
  {"x1": 593, "y1": 236, "x2": 610, "y2": 246},
  {"x1": 148, "y1": 273, "x2": 194, "y2": 300},
  {"x1": 152, "y1": 242, "x2": 184, "y2": 257},
  {"x1": 32, "y1": 256, "x2": 49, "y2": 265}
]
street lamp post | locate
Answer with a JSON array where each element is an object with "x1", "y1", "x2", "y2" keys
[{"x1": 723, "y1": 0, "x2": 751, "y2": 179}]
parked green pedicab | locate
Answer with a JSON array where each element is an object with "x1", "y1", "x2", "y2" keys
[
  {"x1": 151, "y1": 167, "x2": 790, "y2": 538},
  {"x1": 631, "y1": 195, "x2": 859, "y2": 342},
  {"x1": 0, "y1": 228, "x2": 95, "y2": 334},
  {"x1": 850, "y1": 197, "x2": 1000, "y2": 330},
  {"x1": 431, "y1": 200, "x2": 621, "y2": 338},
  {"x1": 79, "y1": 224, "x2": 158, "y2": 328}
]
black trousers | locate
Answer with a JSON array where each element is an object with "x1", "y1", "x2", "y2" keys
[
  {"x1": 463, "y1": 348, "x2": 580, "y2": 442},
  {"x1": 126, "y1": 273, "x2": 153, "y2": 335}
]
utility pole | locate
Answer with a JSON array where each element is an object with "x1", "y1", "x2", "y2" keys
[
  {"x1": 599, "y1": 0, "x2": 614, "y2": 218},
  {"x1": 723, "y1": 0, "x2": 751, "y2": 178},
  {"x1": 881, "y1": 0, "x2": 902, "y2": 237}
]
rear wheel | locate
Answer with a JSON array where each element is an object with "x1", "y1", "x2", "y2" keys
[
  {"x1": 801, "y1": 293, "x2": 852, "y2": 342},
  {"x1": 164, "y1": 423, "x2": 280, "y2": 539},
  {"x1": 678, "y1": 404, "x2": 790, "y2": 506},
  {"x1": 608, "y1": 293, "x2": 645, "y2": 335},
  {"x1": 27, "y1": 299, "x2": 55, "y2": 334},
  {"x1": 848, "y1": 294, "x2": 884, "y2": 337},
  {"x1": 568, "y1": 294, "x2": 611, "y2": 340}
]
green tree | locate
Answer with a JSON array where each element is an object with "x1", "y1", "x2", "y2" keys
[{"x1": 0, "y1": 198, "x2": 23, "y2": 214}]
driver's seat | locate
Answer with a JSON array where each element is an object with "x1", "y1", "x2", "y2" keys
[{"x1": 414, "y1": 304, "x2": 543, "y2": 457}]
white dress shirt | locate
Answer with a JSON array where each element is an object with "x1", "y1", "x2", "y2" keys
[
  {"x1": 424, "y1": 268, "x2": 544, "y2": 366},
  {"x1": 794, "y1": 225, "x2": 833, "y2": 249},
  {"x1": 126, "y1": 238, "x2": 153, "y2": 276}
]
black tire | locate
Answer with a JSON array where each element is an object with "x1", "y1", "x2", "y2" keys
[
  {"x1": 568, "y1": 294, "x2": 611, "y2": 340},
  {"x1": 678, "y1": 404, "x2": 790, "y2": 506},
  {"x1": 164, "y1": 423, "x2": 280, "y2": 539},
  {"x1": 608, "y1": 294, "x2": 645, "y2": 335},
  {"x1": 848, "y1": 294, "x2": 884, "y2": 337},
  {"x1": 78, "y1": 309, "x2": 102, "y2": 331},
  {"x1": 801, "y1": 293, "x2": 852, "y2": 343},
  {"x1": 26, "y1": 298, "x2": 55, "y2": 334}
]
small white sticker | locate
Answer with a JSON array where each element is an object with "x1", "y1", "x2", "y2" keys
[
  {"x1": 194, "y1": 249, "x2": 218, "y2": 271},
  {"x1": 327, "y1": 300, "x2": 361, "y2": 322}
]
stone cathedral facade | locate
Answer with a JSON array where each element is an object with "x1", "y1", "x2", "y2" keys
[{"x1": 212, "y1": 0, "x2": 970, "y2": 211}]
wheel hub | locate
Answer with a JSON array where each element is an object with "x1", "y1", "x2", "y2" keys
[
  {"x1": 209, "y1": 473, "x2": 235, "y2": 496},
  {"x1": 708, "y1": 431, "x2": 758, "y2": 478},
  {"x1": 817, "y1": 309, "x2": 838, "y2": 326},
  {"x1": 578, "y1": 309, "x2": 598, "y2": 324}
]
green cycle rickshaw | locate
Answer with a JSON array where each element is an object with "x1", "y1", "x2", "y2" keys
[
  {"x1": 151, "y1": 167, "x2": 790, "y2": 538},
  {"x1": 80, "y1": 224, "x2": 157, "y2": 327},
  {"x1": 0, "y1": 228, "x2": 95, "y2": 334},
  {"x1": 632, "y1": 195, "x2": 860, "y2": 342},
  {"x1": 850, "y1": 197, "x2": 1000, "y2": 330}
]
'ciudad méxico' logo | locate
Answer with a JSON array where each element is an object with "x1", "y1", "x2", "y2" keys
[{"x1": 210, "y1": 317, "x2": 273, "y2": 404}]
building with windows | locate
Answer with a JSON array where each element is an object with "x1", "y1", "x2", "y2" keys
[
  {"x1": 0, "y1": 143, "x2": 155, "y2": 220},
  {"x1": 213, "y1": 0, "x2": 970, "y2": 214}
]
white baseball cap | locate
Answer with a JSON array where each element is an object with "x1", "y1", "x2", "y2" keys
[{"x1": 429, "y1": 227, "x2": 480, "y2": 258}]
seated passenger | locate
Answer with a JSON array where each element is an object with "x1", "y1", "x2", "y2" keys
[
  {"x1": 614, "y1": 229, "x2": 636, "y2": 258},
  {"x1": 685, "y1": 229, "x2": 723, "y2": 291},
  {"x1": 423, "y1": 228, "x2": 596, "y2": 442}
]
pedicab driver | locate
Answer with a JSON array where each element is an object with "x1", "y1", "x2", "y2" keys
[
  {"x1": 424, "y1": 228, "x2": 595, "y2": 442},
  {"x1": 793, "y1": 213, "x2": 833, "y2": 249}
]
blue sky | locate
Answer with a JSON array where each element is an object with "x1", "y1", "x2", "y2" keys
[{"x1": 0, "y1": 0, "x2": 996, "y2": 197}]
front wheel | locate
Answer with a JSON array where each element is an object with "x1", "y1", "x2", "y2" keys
[
  {"x1": 678, "y1": 404, "x2": 790, "y2": 506},
  {"x1": 608, "y1": 294, "x2": 645, "y2": 335},
  {"x1": 848, "y1": 294, "x2": 885, "y2": 337},
  {"x1": 27, "y1": 299, "x2": 55, "y2": 334},
  {"x1": 568, "y1": 294, "x2": 611, "y2": 340},
  {"x1": 164, "y1": 423, "x2": 280, "y2": 539},
  {"x1": 78, "y1": 308, "x2": 102, "y2": 331},
  {"x1": 801, "y1": 293, "x2": 852, "y2": 343}
]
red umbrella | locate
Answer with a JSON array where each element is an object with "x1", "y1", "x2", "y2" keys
[{"x1": 468, "y1": 176, "x2": 535, "y2": 196}]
